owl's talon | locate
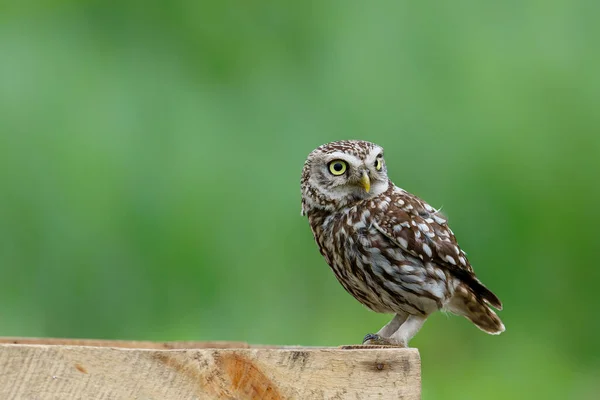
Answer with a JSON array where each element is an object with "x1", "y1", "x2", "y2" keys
[
  {"x1": 362, "y1": 333, "x2": 405, "y2": 347},
  {"x1": 362, "y1": 333, "x2": 382, "y2": 344},
  {"x1": 363, "y1": 334, "x2": 393, "y2": 346}
]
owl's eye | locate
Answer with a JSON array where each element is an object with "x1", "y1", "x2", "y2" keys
[
  {"x1": 328, "y1": 160, "x2": 348, "y2": 176},
  {"x1": 375, "y1": 157, "x2": 383, "y2": 171}
]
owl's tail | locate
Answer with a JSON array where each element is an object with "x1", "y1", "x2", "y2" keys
[{"x1": 446, "y1": 284, "x2": 505, "y2": 335}]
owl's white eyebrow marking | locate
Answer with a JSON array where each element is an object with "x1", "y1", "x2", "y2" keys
[
  {"x1": 324, "y1": 151, "x2": 362, "y2": 166},
  {"x1": 363, "y1": 147, "x2": 384, "y2": 165}
]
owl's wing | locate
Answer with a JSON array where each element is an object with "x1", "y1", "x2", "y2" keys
[{"x1": 372, "y1": 188, "x2": 502, "y2": 310}]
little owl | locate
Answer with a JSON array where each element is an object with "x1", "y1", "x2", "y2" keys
[{"x1": 301, "y1": 140, "x2": 504, "y2": 347}]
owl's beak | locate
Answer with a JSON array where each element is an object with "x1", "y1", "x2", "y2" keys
[{"x1": 359, "y1": 171, "x2": 371, "y2": 193}]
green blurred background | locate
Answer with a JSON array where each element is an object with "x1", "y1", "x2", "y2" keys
[{"x1": 1, "y1": 1, "x2": 599, "y2": 398}]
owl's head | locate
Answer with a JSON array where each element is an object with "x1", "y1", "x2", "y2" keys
[{"x1": 301, "y1": 140, "x2": 390, "y2": 214}]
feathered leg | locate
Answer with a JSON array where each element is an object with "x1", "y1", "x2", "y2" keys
[
  {"x1": 341, "y1": 312, "x2": 409, "y2": 349},
  {"x1": 362, "y1": 314, "x2": 427, "y2": 347}
]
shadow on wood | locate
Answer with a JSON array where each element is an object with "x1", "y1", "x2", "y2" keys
[{"x1": 0, "y1": 338, "x2": 421, "y2": 400}]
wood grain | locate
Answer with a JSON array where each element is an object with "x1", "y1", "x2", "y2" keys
[{"x1": 0, "y1": 339, "x2": 421, "y2": 399}]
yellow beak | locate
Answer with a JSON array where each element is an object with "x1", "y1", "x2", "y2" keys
[{"x1": 359, "y1": 171, "x2": 371, "y2": 193}]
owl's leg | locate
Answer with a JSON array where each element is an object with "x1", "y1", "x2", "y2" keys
[
  {"x1": 340, "y1": 313, "x2": 410, "y2": 349},
  {"x1": 387, "y1": 314, "x2": 427, "y2": 347},
  {"x1": 362, "y1": 314, "x2": 427, "y2": 347},
  {"x1": 360, "y1": 312, "x2": 408, "y2": 345},
  {"x1": 377, "y1": 312, "x2": 409, "y2": 337}
]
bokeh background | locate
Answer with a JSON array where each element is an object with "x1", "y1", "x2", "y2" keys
[{"x1": 1, "y1": 1, "x2": 599, "y2": 398}]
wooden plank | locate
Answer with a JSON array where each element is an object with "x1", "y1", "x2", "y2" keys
[
  {"x1": 0, "y1": 339, "x2": 421, "y2": 400},
  {"x1": 0, "y1": 337, "x2": 250, "y2": 349}
]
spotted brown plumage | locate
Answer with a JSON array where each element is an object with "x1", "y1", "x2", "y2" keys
[{"x1": 301, "y1": 140, "x2": 504, "y2": 347}]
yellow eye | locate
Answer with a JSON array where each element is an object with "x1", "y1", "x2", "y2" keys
[
  {"x1": 375, "y1": 158, "x2": 383, "y2": 171},
  {"x1": 328, "y1": 160, "x2": 347, "y2": 176}
]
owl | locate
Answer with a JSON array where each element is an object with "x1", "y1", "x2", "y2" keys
[{"x1": 301, "y1": 140, "x2": 504, "y2": 347}]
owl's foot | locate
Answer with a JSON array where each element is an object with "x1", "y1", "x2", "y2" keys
[
  {"x1": 338, "y1": 333, "x2": 407, "y2": 349},
  {"x1": 362, "y1": 333, "x2": 406, "y2": 347}
]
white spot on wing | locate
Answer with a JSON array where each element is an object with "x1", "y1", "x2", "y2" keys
[
  {"x1": 400, "y1": 264, "x2": 416, "y2": 274},
  {"x1": 435, "y1": 269, "x2": 446, "y2": 281},
  {"x1": 433, "y1": 215, "x2": 446, "y2": 224},
  {"x1": 423, "y1": 244, "x2": 432, "y2": 257},
  {"x1": 398, "y1": 237, "x2": 408, "y2": 248},
  {"x1": 389, "y1": 250, "x2": 407, "y2": 262},
  {"x1": 445, "y1": 255, "x2": 457, "y2": 265}
]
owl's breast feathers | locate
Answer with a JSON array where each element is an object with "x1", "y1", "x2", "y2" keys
[{"x1": 306, "y1": 182, "x2": 502, "y2": 313}]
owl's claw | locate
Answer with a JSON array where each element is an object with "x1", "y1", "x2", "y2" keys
[
  {"x1": 362, "y1": 333, "x2": 383, "y2": 344},
  {"x1": 339, "y1": 333, "x2": 406, "y2": 349},
  {"x1": 362, "y1": 333, "x2": 406, "y2": 347}
]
